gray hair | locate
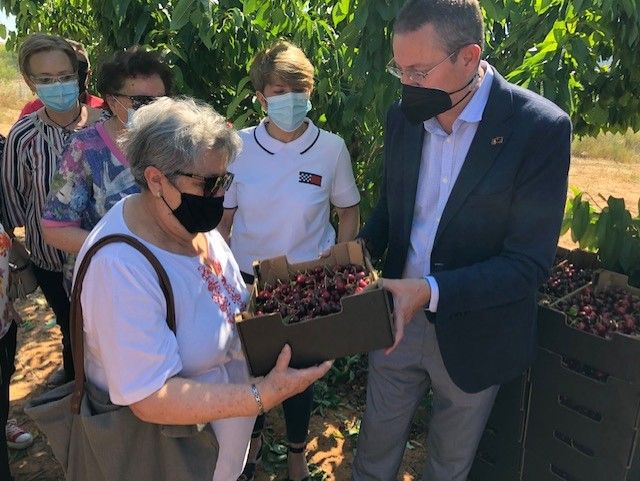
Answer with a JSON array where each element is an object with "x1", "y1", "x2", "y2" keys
[
  {"x1": 19, "y1": 33, "x2": 78, "y2": 77},
  {"x1": 120, "y1": 96, "x2": 242, "y2": 190},
  {"x1": 394, "y1": 0, "x2": 484, "y2": 55}
]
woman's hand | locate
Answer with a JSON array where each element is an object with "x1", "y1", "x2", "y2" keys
[
  {"x1": 258, "y1": 344, "x2": 332, "y2": 410},
  {"x1": 381, "y1": 278, "x2": 431, "y2": 354}
]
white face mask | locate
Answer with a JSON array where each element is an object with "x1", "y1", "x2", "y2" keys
[
  {"x1": 124, "y1": 108, "x2": 136, "y2": 129},
  {"x1": 265, "y1": 92, "x2": 312, "y2": 132},
  {"x1": 112, "y1": 96, "x2": 136, "y2": 129}
]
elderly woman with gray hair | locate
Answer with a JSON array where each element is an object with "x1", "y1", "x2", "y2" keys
[{"x1": 74, "y1": 97, "x2": 331, "y2": 480}]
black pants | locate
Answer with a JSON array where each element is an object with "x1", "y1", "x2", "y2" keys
[
  {"x1": 0, "y1": 321, "x2": 17, "y2": 481},
  {"x1": 32, "y1": 265, "x2": 73, "y2": 380},
  {"x1": 241, "y1": 272, "x2": 315, "y2": 444},
  {"x1": 253, "y1": 384, "x2": 315, "y2": 444}
]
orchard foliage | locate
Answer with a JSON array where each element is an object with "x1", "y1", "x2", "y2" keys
[
  {"x1": 562, "y1": 192, "x2": 640, "y2": 286},
  {"x1": 1, "y1": 0, "x2": 639, "y2": 218}
]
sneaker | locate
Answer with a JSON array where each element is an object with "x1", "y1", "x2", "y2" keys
[{"x1": 6, "y1": 419, "x2": 34, "y2": 450}]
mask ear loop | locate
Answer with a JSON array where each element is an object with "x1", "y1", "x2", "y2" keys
[
  {"x1": 110, "y1": 95, "x2": 130, "y2": 126},
  {"x1": 157, "y1": 173, "x2": 181, "y2": 213},
  {"x1": 448, "y1": 72, "x2": 479, "y2": 110}
]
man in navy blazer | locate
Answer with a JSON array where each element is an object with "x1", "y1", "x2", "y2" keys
[{"x1": 351, "y1": 1, "x2": 571, "y2": 480}]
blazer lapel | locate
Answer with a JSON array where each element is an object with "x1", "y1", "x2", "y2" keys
[{"x1": 434, "y1": 72, "x2": 515, "y2": 245}]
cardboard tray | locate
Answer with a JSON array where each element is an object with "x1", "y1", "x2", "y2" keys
[
  {"x1": 554, "y1": 246, "x2": 571, "y2": 265},
  {"x1": 469, "y1": 439, "x2": 523, "y2": 481},
  {"x1": 553, "y1": 247, "x2": 601, "y2": 269},
  {"x1": 538, "y1": 270, "x2": 640, "y2": 384},
  {"x1": 522, "y1": 445, "x2": 640, "y2": 481},
  {"x1": 469, "y1": 373, "x2": 529, "y2": 481},
  {"x1": 565, "y1": 248, "x2": 602, "y2": 269},
  {"x1": 236, "y1": 241, "x2": 394, "y2": 377},
  {"x1": 526, "y1": 348, "x2": 640, "y2": 467},
  {"x1": 485, "y1": 371, "x2": 531, "y2": 443}
]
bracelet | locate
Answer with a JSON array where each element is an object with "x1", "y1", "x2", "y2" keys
[{"x1": 250, "y1": 383, "x2": 265, "y2": 416}]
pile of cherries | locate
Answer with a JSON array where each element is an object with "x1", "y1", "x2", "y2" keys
[
  {"x1": 555, "y1": 285, "x2": 640, "y2": 337},
  {"x1": 539, "y1": 263, "x2": 595, "y2": 303},
  {"x1": 254, "y1": 263, "x2": 371, "y2": 324}
]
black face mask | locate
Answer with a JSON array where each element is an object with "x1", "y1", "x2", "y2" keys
[
  {"x1": 77, "y1": 60, "x2": 89, "y2": 96},
  {"x1": 400, "y1": 73, "x2": 478, "y2": 124},
  {"x1": 162, "y1": 193, "x2": 224, "y2": 234}
]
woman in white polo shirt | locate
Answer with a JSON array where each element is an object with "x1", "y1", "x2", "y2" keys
[{"x1": 219, "y1": 41, "x2": 360, "y2": 481}]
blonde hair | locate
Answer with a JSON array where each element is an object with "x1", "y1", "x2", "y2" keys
[
  {"x1": 249, "y1": 40, "x2": 314, "y2": 93},
  {"x1": 18, "y1": 33, "x2": 78, "y2": 77}
]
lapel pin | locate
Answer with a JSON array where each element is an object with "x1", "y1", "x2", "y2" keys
[{"x1": 490, "y1": 136, "x2": 504, "y2": 145}]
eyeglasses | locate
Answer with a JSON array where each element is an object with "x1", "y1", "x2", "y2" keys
[
  {"x1": 112, "y1": 94, "x2": 160, "y2": 109},
  {"x1": 175, "y1": 171, "x2": 234, "y2": 197},
  {"x1": 30, "y1": 73, "x2": 79, "y2": 85},
  {"x1": 386, "y1": 50, "x2": 457, "y2": 83}
]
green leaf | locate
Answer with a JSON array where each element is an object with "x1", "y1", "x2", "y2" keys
[
  {"x1": 534, "y1": 0, "x2": 555, "y2": 14},
  {"x1": 225, "y1": 88, "x2": 251, "y2": 120},
  {"x1": 332, "y1": 0, "x2": 350, "y2": 26},
  {"x1": 0, "y1": 24, "x2": 6, "y2": 39},
  {"x1": 354, "y1": 5, "x2": 369, "y2": 29},
  {"x1": 571, "y1": 201, "x2": 589, "y2": 242},
  {"x1": 621, "y1": 0, "x2": 636, "y2": 17},
  {"x1": 243, "y1": 0, "x2": 260, "y2": 15},
  {"x1": 596, "y1": 210, "x2": 610, "y2": 246},
  {"x1": 111, "y1": 0, "x2": 131, "y2": 23},
  {"x1": 579, "y1": 222, "x2": 598, "y2": 250},
  {"x1": 608, "y1": 196, "x2": 628, "y2": 229},
  {"x1": 133, "y1": 11, "x2": 150, "y2": 44},
  {"x1": 170, "y1": 0, "x2": 197, "y2": 30},
  {"x1": 619, "y1": 237, "x2": 640, "y2": 273},
  {"x1": 599, "y1": 228, "x2": 621, "y2": 270}
]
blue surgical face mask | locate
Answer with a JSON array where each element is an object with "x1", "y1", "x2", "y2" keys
[
  {"x1": 266, "y1": 92, "x2": 312, "y2": 132},
  {"x1": 35, "y1": 80, "x2": 79, "y2": 112}
]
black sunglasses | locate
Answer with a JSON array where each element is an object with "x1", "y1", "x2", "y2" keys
[
  {"x1": 175, "y1": 171, "x2": 234, "y2": 197},
  {"x1": 112, "y1": 94, "x2": 160, "y2": 109}
]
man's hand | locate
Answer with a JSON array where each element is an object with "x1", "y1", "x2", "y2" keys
[{"x1": 381, "y1": 278, "x2": 431, "y2": 354}]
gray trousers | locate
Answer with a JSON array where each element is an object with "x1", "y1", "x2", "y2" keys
[{"x1": 352, "y1": 311, "x2": 499, "y2": 481}]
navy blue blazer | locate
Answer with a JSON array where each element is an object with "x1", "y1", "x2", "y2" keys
[{"x1": 360, "y1": 71, "x2": 571, "y2": 393}]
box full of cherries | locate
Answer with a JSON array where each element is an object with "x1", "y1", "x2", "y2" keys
[{"x1": 236, "y1": 241, "x2": 394, "y2": 377}]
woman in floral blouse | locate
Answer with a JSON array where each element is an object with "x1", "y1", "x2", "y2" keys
[{"x1": 41, "y1": 47, "x2": 172, "y2": 290}]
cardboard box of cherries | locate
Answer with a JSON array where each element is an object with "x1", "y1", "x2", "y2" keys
[{"x1": 236, "y1": 241, "x2": 394, "y2": 377}]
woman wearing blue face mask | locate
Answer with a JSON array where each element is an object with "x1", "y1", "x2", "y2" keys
[
  {"x1": 0, "y1": 33, "x2": 102, "y2": 386},
  {"x1": 218, "y1": 40, "x2": 361, "y2": 481}
]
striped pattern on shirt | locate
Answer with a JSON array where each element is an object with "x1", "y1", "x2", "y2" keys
[{"x1": 0, "y1": 113, "x2": 71, "y2": 271}]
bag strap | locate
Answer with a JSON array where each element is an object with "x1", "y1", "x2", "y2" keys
[{"x1": 70, "y1": 234, "x2": 176, "y2": 414}]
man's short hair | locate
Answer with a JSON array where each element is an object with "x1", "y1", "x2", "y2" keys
[{"x1": 394, "y1": 0, "x2": 484, "y2": 55}]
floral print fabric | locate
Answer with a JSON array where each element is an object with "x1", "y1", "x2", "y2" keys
[{"x1": 42, "y1": 121, "x2": 139, "y2": 230}]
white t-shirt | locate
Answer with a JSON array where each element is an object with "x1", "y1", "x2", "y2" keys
[
  {"x1": 224, "y1": 118, "x2": 361, "y2": 273},
  {"x1": 74, "y1": 196, "x2": 255, "y2": 481}
]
